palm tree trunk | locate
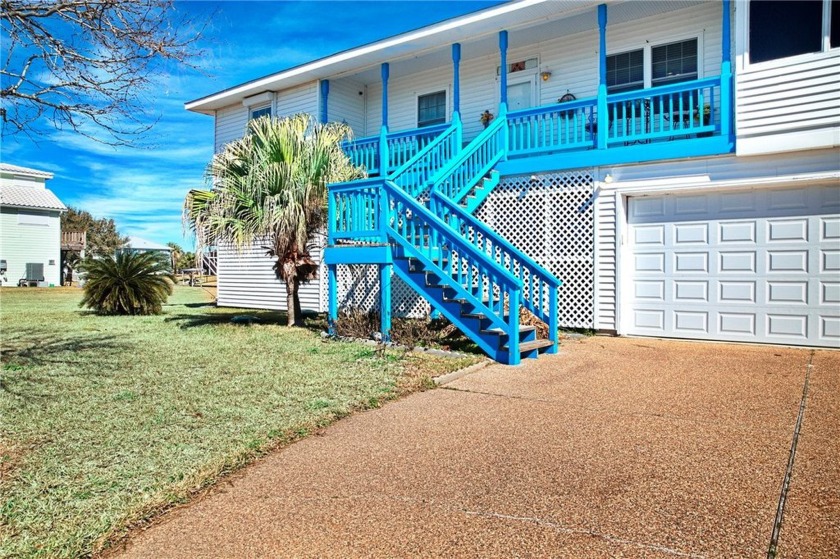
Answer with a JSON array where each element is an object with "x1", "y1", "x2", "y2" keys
[
  {"x1": 282, "y1": 259, "x2": 297, "y2": 327},
  {"x1": 293, "y1": 278, "x2": 303, "y2": 325}
]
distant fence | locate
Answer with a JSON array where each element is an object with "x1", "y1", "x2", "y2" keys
[{"x1": 61, "y1": 231, "x2": 86, "y2": 251}]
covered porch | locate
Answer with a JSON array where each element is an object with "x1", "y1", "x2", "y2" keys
[{"x1": 320, "y1": 0, "x2": 734, "y2": 175}]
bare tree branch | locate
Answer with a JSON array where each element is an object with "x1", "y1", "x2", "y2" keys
[{"x1": 1, "y1": 0, "x2": 206, "y2": 145}]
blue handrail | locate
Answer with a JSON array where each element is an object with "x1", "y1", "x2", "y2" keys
[
  {"x1": 342, "y1": 136, "x2": 380, "y2": 174},
  {"x1": 328, "y1": 177, "x2": 385, "y2": 245},
  {"x1": 605, "y1": 77, "x2": 719, "y2": 144},
  {"x1": 430, "y1": 191, "x2": 559, "y2": 339},
  {"x1": 389, "y1": 122, "x2": 461, "y2": 198},
  {"x1": 507, "y1": 96, "x2": 598, "y2": 155},
  {"x1": 342, "y1": 123, "x2": 451, "y2": 175},
  {"x1": 431, "y1": 116, "x2": 506, "y2": 203},
  {"x1": 387, "y1": 123, "x2": 449, "y2": 169},
  {"x1": 383, "y1": 181, "x2": 521, "y2": 336}
]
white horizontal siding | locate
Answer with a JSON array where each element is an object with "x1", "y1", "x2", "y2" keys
[
  {"x1": 594, "y1": 187, "x2": 617, "y2": 331},
  {"x1": 604, "y1": 147, "x2": 840, "y2": 183},
  {"x1": 606, "y1": 2, "x2": 723, "y2": 81},
  {"x1": 213, "y1": 83, "x2": 318, "y2": 154},
  {"x1": 736, "y1": 50, "x2": 840, "y2": 154},
  {"x1": 276, "y1": 82, "x2": 318, "y2": 116},
  {"x1": 217, "y1": 236, "x2": 323, "y2": 313},
  {"x1": 214, "y1": 104, "x2": 248, "y2": 153},
  {"x1": 329, "y1": 78, "x2": 367, "y2": 137}
]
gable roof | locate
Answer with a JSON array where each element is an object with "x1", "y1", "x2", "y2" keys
[
  {"x1": 0, "y1": 184, "x2": 67, "y2": 211},
  {"x1": 125, "y1": 236, "x2": 171, "y2": 251},
  {"x1": 0, "y1": 163, "x2": 54, "y2": 180}
]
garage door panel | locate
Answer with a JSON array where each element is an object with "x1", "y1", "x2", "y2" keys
[
  {"x1": 768, "y1": 219, "x2": 809, "y2": 242},
  {"x1": 673, "y1": 310, "x2": 709, "y2": 333},
  {"x1": 823, "y1": 250, "x2": 840, "y2": 272},
  {"x1": 821, "y1": 317, "x2": 840, "y2": 341},
  {"x1": 822, "y1": 217, "x2": 840, "y2": 240},
  {"x1": 675, "y1": 195, "x2": 709, "y2": 215},
  {"x1": 634, "y1": 280, "x2": 665, "y2": 300},
  {"x1": 720, "y1": 281, "x2": 756, "y2": 303},
  {"x1": 767, "y1": 250, "x2": 809, "y2": 273},
  {"x1": 822, "y1": 283, "x2": 840, "y2": 304},
  {"x1": 635, "y1": 253, "x2": 665, "y2": 272},
  {"x1": 720, "y1": 251, "x2": 757, "y2": 272},
  {"x1": 767, "y1": 281, "x2": 809, "y2": 304},
  {"x1": 766, "y1": 314, "x2": 809, "y2": 339},
  {"x1": 719, "y1": 312, "x2": 757, "y2": 336},
  {"x1": 674, "y1": 223, "x2": 708, "y2": 244},
  {"x1": 768, "y1": 188, "x2": 808, "y2": 211},
  {"x1": 626, "y1": 186, "x2": 840, "y2": 348},
  {"x1": 674, "y1": 281, "x2": 709, "y2": 302},
  {"x1": 720, "y1": 221, "x2": 757, "y2": 243},
  {"x1": 634, "y1": 224, "x2": 665, "y2": 245},
  {"x1": 633, "y1": 309, "x2": 665, "y2": 331},
  {"x1": 674, "y1": 252, "x2": 709, "y2": 273}
]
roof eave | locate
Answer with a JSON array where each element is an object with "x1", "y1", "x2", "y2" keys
[{"x1": 184, "y1": 0, "x2": 552, "y2": 115}]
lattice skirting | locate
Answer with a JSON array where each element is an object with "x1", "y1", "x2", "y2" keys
[
  {"x1": 326, "y1": 264, "x2": 431, "y2": 319},
  {"x1": 475, "y1": 169, "x2": 595, "y2": 329},
  {"x1": 323, "y1": 169, "x2": 595, "y2": 328}
]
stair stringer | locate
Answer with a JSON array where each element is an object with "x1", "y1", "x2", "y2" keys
[{"x1": 391, "y1": 258, "x2": 509, "y2": 363}]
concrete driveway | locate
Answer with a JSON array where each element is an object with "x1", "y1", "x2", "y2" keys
[{"x1": 116, "y1": 337, "x2": 838, "y2": 558}]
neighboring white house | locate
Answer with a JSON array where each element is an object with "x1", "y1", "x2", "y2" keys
[
  {"x1": 186, "y1": 0, "x2": 839, "y2": 353},
  {"x1": 0, "y1": 163, "x2": 66, "y2": 287},
  {"x1": 122, "y1": 236, "x2": 172, "y2": 256}
]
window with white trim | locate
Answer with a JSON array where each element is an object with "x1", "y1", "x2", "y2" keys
[
  {"x1": 651, "y1": 39, "x2": 698, "y2": 87},
  {"x1": 250, "y1": 105, "x2": 271, "y2": 120},
  {"x1": 417, "y1": 91, "x2": 446, "y2": 128},
  {"x1": 606, "y1": 49, "x2": 644, "y2": 93},
  {"x1": 750, "y1": 0, "x2": 838, "y2": 63},
  {"x1": 607, "y1": 38, "x2": 699, "y2": 93}
]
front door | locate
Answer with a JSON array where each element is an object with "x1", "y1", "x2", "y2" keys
[{"x1": 506, "y1": 76, "x2": 536, "y2": 112}]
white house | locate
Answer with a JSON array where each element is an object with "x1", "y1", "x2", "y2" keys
[
  {"x1": 0, "y1": 163, "x2": 66, "y2": 287},
  {"x1": 186, "y1": 0, "x2": 840, "y2": 363}
]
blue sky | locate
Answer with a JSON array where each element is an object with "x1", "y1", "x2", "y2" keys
[{"x1": 2, "y1": 0, "x2": 501, "y2": 249}]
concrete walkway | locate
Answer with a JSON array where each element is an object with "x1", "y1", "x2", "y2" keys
[{"x1": 116, "y1": 337, "x2": 839, "y2": 558}]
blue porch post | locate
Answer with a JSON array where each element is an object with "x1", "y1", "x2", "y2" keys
[
  {"x1": 328, "y1": 264, "x2": 338, "y2": 335},
  {"x1": 498, "y1": 31, "x2": 508, "y2": 116},
  {"x1": 720, "y1": 0, "x2": 733, "y2": 142},
  {"x1": 498, "y1": 30, "x2": 510, "y2": 159},
  {"x1": 319, "y1": 80, "x2": 329, "y2": 123},
  {"x1": 380, "y1": 63, "x2": 390, "y2": 175},
  {"x1": 452, "y1": 43, "x2": 462, "y2": 145},
  {"x1": 596, "y1": 4, "x2": 608, "y2": 150},
  {"x1": 379, "y1": 264, "x2": 392, "y2": 341}
]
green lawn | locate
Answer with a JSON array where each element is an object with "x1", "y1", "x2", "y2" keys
[{"x1": 0, "y1": 287, "x2": 479, "y2": 558}]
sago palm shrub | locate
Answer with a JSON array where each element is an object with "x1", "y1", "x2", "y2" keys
[{"x1": 80, "y1": 252, "x2": 175, "y2": 315}]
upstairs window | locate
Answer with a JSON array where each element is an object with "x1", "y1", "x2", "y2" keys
[
  {"x1": 606, "y1": 49, "x2": 644, "y2": 93},
  {"x1": 750, "y1": 0, "x2": 837, "y2": 63},
  {"x1": 417, "y1": 91, "x2": 446, "y2": 127},
  {"x1": 652, "y1": 39, "x2": 698, "y2": 87},
  {"x1": 250, "y1": 105, "x2": 271, "y2": 120}
]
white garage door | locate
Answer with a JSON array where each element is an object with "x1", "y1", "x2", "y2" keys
[{"x1": 626, "y1": 185, "x2": 840, "y2": 347}]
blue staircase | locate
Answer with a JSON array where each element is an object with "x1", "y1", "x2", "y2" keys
[{"x1": 328, "y1": 117, "x2": 561, "y2": 365}]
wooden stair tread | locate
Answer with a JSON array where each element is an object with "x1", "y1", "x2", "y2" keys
[
  {"x1": 504, "y1": 339, "x2": 554, "y2": 352},
  {"x1": 481, "y1": 325, "x2": 536, "y2": 336}
]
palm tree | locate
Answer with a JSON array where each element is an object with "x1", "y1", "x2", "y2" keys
[
  {"x1": 79, "y1": 252, "x2": 175, "y2": 315},
  {"x1": 184, "y1": 113, "x2": 362, "y2": 326},
  {"x1": 166, "y1": 242, "x2": 183, "y2": 273}
]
